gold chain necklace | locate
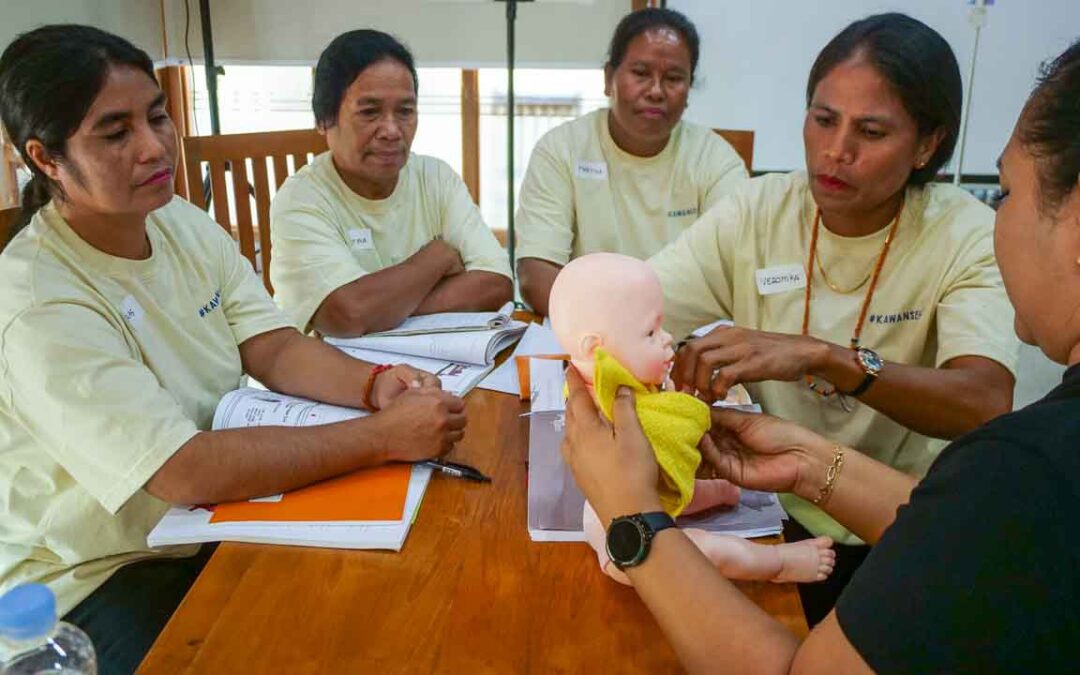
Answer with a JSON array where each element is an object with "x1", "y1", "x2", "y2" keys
[
  {"x1": 801, "y1": 201, "x2": 903, "y2": 398},
  {"x1": 814, "y1": 249, "x2": 875, "y2": 294}
]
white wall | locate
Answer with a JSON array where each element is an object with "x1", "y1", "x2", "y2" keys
[
  {"x1": 160, "y1": 0, "x2": 629, "y2": 68},
  {"x1": 0, "y1": 0, "x2": 166, "y2": 61},
  {"x1": 671, "y1": 0, "x2": 1080, "y2": 174}
]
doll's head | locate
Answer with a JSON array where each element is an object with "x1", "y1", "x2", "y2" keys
[{"x1": 549, "y1": 252, "x2": 675, "y2": 385}]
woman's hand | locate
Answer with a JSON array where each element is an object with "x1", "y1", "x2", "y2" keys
[
  {"x1": 560, "y1": 366, "x2": 663, "y2": 526},
  {"x1": 372, "y1": 386, "x2": 466, "y2": 461},
  {"x1": 700, "y1": 407, "x2": 836, "y2": 498},
  {"x1": 672, "y1": 325, "x2": 831, "y2": 402},
  {"x1": 370, "y1": 364, "x2": 441, "y2": 410}
]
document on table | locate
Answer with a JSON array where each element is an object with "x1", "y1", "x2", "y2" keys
[
  {"x1": 362, "y1": 302, "x2": 515, "y2": 337},
  {"x1": 478, "y1": 322, "x2": 564, "y2": 395},
  {"x1": 326, "y1": 321, "x2": 526, "y2": 366},
  {"x1": 147, "y1": 387, "x2": 434, "y2": 551}
]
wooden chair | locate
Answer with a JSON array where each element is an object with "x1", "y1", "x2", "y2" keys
[
  {"x1": 0, "y1": 206, "x2": 19, "y2": 252},
  {"x1": 182, "y1": 129, "x2": 328, "y2": 292},
  {"x1": 713, "y1": 129, "x2": 755, "y2": 172}
]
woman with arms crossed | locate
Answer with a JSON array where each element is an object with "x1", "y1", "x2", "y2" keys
[{"x1": 516, "y1": 7, "x2": 749, "y2": 315}]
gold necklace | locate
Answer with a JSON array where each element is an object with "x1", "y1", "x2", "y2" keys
[
  {"x1": 802, "y1": 201, "x2": 903, "y2": 398},
  {"x1": 814, "y1": 250, "x2": 874, "y2": 294}
]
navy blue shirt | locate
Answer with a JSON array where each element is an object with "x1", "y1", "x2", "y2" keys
[{"x1": 836, "y1": 364, "x2": 1080, "y2": 673}]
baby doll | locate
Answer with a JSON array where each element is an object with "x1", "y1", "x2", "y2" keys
[{"x1": 549, "y1": 252, "x2": 835, "y2": 586}]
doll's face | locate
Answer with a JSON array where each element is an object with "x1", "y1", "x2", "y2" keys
[
  {"x1": 549, "y1": 251, "x2": 676, "y2": 385},
  {"x1": 600, "y1": 278, "x2": 675, "y2": 385}
]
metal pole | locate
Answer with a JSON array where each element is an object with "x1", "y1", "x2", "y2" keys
[
  {"x1": 505, "y1": 0, "x2": 517, "y2": 277},
  {"x1": 954, "y1": 1, "x2": 988, "y2": 186},
  {"x1": 199, "y1": 0, "x2": 221, "y2": 136}
]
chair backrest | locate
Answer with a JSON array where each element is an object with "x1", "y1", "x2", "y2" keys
[
  {"x1": 713, "y1": 129, "x2": 755, "y2": 172},
  {"x1": 0, "y1": 207, "x2": 19, "y2": 252},
  {"x1": 182, "y1": 128, "x2": 328, "y2": 292}
]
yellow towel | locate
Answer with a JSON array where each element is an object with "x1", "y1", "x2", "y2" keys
[{"x1": 592, "y1": 349, "x2": 710, "y2": 516}]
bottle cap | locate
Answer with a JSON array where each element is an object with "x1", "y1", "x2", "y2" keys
[{"x1": 0, "y1": 584, "x2": 57, "y2": 641}]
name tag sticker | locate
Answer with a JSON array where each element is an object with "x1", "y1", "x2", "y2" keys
[
  {"x1": 348, "y1": 228, "x2": 374, "y2": 250},
  {"x1": 575, "y1": 161, "x2": 608, "y2": 180},
  {"x1": 755, "y1": 265, "x2": 807, "y2": 296},
  {"x1": 119, "y1": 295, "x2": 145, "y2": 330}
]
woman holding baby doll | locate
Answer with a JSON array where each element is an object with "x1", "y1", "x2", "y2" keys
[
  {"x1": 566, "y1": 36, "x2": 1080, "y2": 672},
  {"x1": 649, "y1": 13, "x2": 1020, "y2": 622}
]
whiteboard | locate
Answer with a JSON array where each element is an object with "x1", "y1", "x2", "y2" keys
[{"x1": 670, "y1": 0, "x2": 1079, "y2": 175}]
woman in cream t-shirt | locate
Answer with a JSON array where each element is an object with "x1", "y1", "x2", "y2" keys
[
  {"x1": 651, "y1": 14, "x2": 1019, "y2": 624},
  {"x1": 515, "y1": 7, "x2": 748, "y2": 316}
]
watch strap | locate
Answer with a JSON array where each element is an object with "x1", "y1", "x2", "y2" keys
[
  {"x1": 638, "y1": 511, "x2": 677, "y2": 535},
  {"x1": 841, "y1": 349, "x2": 880, "y2": 397},
  {"x1": 607, "y1": 511, "x2": 676, "y2": 571}
]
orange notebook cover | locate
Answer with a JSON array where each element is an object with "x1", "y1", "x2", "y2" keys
[{"x1": 209, "y1": 464, "x2": 411, "y2": 523}]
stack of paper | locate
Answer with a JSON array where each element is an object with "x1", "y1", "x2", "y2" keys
[
  {"x1": 147, "y1": 388, "x2": 432, "y2": 551},
  {"x1": 326, "y1": 305, "x2": 527, "y2": 397},
  {"x1": 524, "y1": 357, "x2": 785, "y2": 542},
  {"x1": 147, "y1": 465, "x2": 431, "y2": 551},
  {"x1": 477, "y1": 321, "x2": 564, "y2": 395}
]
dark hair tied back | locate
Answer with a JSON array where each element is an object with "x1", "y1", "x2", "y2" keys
[
  {"x1": 806, "y1": 13, "x2": 962, "y2": 186},
  {"x1": 607, "y1": 8, "x2": 700, "y2": 83},
  {"x1": 313, "y1": 29, "x2": 418, "y2": 129},
  {"x1": 0, "y1": 24, "x2": 156, "y2": 236},
  {"x1": 1019, "y1": 39, "x2": 1080, "y2": 212}
]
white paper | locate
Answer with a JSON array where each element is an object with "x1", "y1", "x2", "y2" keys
[
  {"x1": 363, "y1": 302, "x2": 515, "y2": 338},
  {"x1": 333, "y1": 345, "x2": 492, "y2": 398},
  {"x1": 525, "y1": 373, "x2": 783, "y2": 542},
  {"x1": 478, "y1": 322, "x2": 564, "y2": 394},
  {"x1": 147, "y1": 466, "x2": 432, "y2": 551},
  {"x1": 754, "y1": 264, "x2": 807, "y2": 296},
  {"x1": 212, "y1": 388, "x2": 366, "y2": 431},
  {"x1": 326, "y1": 320, "x2": 526, "y2": 366},
  {"x1": 529, "y1": 358, "x2": 567, "y2": 413},
  {"x1": 347, "y1": 228, "x2": 374, "y2": 250},
  {"x1": 574, "y1": 160, "x2": 608, "y2": 180},
  {"x1": 690, "y1": 319, "x2": 735, "y2": 338}
]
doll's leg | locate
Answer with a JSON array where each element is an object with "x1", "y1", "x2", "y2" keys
[
  {"x1": 683, "y1": 529, "x2": 836, "y2": 583},
  {"x1": 683, "y1": 479, "x2": 741, "y2": 514},
  {"x1": 582, "y1": 501, "x2": 632, "y2": 586}
]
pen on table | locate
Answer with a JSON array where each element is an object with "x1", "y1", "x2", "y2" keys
[{"x1": 421, "y1": 459, "x2": 492, "y2": 483}]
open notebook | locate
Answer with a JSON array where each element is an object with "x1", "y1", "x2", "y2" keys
[
  {"x1": 324, "y1": 306, "x2": 527, "y2": 396},
  {"x1": 363, "y1": 302, "x2": 516, "y2": 337},
  {"x1": 147, "y1": 388, "x2": 431, "y2": 551}
]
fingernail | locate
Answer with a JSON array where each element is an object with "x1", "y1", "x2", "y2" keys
[{"x1": 616, "y1": 386, "x2": 631, "y2": 397}]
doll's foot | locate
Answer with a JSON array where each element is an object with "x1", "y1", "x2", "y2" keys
[
  {"x1": 684, "y1": 478, "x2": 741, "y2": 513},
  {"x1": 771, "y1": 537, "x2": 836, "y2": 583}
]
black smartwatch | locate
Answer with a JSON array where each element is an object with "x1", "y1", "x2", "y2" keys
[
  {"x1": 606, "y1": 512, "x2": 677, "y2": 570},
  {"x1": 843, "y1": 347, "x2": 883, "y2": 397}
]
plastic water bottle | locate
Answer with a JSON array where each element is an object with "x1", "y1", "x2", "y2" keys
[{"x1": 0, "y1": 584, "x2": 96, "y2": 675}]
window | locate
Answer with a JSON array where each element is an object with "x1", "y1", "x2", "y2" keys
[
  {"x1": 477, "y1": 68, "x2": 606, "y2": 231},
  {"x1": 189, "y1": 65, "x2": 463, "y2": 174}
]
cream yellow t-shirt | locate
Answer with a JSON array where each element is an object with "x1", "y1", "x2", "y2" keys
[
  {"x1": 0, "y1": 198, "x2": 293, "y2": 614},
  {"x1": 270, "y1": 152, "x2": 512, "y2": 331},
  {"x1": 650, "y1": 172, "x2": 1020, "y2": 545},
  {"x1": 514, "y1": 108, "x2": 749, "y2": 266}
]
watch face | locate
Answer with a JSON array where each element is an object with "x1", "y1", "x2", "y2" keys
[
  {"x1": 858, "y1": 348, "x2": 883, "y2": 373},
  {"x1": 607, "y1": 518, "x2": 644, "y2": 565}
]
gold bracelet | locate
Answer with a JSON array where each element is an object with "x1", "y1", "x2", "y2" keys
[{"x1": 811, "y1": 445, "x2": 845, "y2": 506}]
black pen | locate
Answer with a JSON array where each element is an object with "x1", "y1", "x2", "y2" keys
[{"x1": 421, "y1": 459, "x2": 492, "y2": 483}]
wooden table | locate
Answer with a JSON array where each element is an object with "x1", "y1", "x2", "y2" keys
[{"x1": 139, "y1": 389, "x2": 807, "y2": 674}]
